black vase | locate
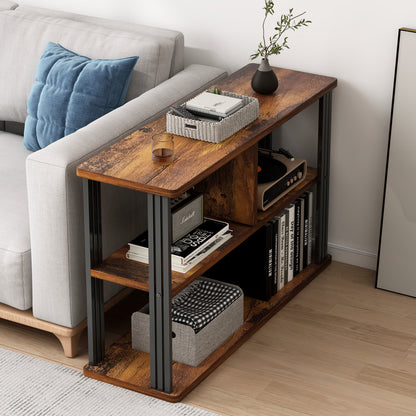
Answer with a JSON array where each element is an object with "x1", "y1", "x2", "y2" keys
[{"x1": 251, "y1": 57, "x2": 278, "y2": 94}]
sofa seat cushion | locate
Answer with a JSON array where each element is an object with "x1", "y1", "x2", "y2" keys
[
  {"x1": 0, "y1": 132, "x2": 32, "y2": 310},
  {"x1": 24, "y1": 42, "x2": 138, "y2": 151},
  {"x1": 0, "y1": 10, "x2": 176, "y2": 123}
]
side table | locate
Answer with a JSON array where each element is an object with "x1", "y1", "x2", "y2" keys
[{"x1": 76, "y1": 64, "x2": 337, "y2": 402}]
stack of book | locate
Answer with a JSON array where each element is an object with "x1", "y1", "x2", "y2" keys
[
  {"x1": 126, "y1": 218, "x2": 232, "y2": 273},
  {"x1": 207, "y1": 190, "x2": 314, "y2": 301}
]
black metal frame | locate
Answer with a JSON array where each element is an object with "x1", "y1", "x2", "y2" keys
[
  {"x1": 316, "y1": 91, "x2": 332, "y2": 264},
  {"x1": 83, "y1": 179, "x2": 173, "y2": 393},
  {"x1": 83, "y1": 179, "x2": 105, "y2": 365},
  {"x1": 147, "y1": 194, "x2": 173, "y2": 392}
]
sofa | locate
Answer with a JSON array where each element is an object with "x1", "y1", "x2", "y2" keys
[{"x1": 0, "y1": 0, "x2": 226, "y2": 356}]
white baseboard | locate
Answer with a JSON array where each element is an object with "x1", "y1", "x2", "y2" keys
[{"x1": 328, "y1": 242, "x2": 377, "y2": 270}]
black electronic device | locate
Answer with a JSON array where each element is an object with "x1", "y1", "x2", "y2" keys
[
  {"x1": 257, "y1": 148, "x2": 307, "y2": 211},
  {"x1": 169, "y1": 105, "x2": 200, "y2": 121}
]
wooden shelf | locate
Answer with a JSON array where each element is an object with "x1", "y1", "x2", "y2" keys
[
  {"x1": 84, "y1": 255, "x2": 331, "y2": 402},
  {"x1": 76, "y1": 65, "x2": 336, "y2": 198},
  {"x1": 91, "y1": 168, "x2": 318, "y2": 296}
]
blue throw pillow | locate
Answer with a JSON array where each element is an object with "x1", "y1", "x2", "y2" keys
[{"x1": 24, "y1": 42, "x2": 138, "y2": 151}]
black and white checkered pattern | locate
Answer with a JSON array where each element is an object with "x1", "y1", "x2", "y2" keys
[{"x1": 171, "y1": 279, "x2": 242, "y2": 333}]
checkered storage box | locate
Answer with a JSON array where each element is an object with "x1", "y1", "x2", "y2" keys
[
  {"x1": 131, "y1": 277, "x2": 243, "y2": 367},
  {"x1": 166, "y1": 91, "x2": 259, "y2": 143}
]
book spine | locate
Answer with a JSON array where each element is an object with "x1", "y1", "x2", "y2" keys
[
  {"x1": 294, "y1": 200, "x2": 301, "y2": 276},
  {"x1": 127, "y1": 243, "x2": 148, "y2": 257},
  {"x1": 284, "y1": 210, "x2": 289, "y2": 285},
  {"x1": 278, "y1": 213, "x2": 286, "y2": 291},
  {"x1": 126, "y1": 251, "x2": 188, "y2": 273},
  {"x1": 271, "y1": 216, "x2": 279, "y2": 295},
  {"x1": 299, "y1": 197, "x2": 305, "y2": 273},
  {"x1": 302, "y1": 194, "x2": 309, "y2": 270},
  {"x1": 286, "y1": 204, "x2": 295, "y2": 282},
  {"x1": 264, "y1": 222, "x2": 274, "y2": 299},
  {"x1": 307, "y1": 190, "x2": 313, "y2": 266}
]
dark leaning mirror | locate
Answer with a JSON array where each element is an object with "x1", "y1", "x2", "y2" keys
[{"x1": 377, "y1": 28, "x2": 416, "y2": 297}]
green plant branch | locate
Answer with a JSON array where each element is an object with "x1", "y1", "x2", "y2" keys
[
  {"x1": 251, "y1": 1, "x2": 311, "y2": 60},
  {"x1": 262, "y1": 11, "x2": 267, "y2": 57}
]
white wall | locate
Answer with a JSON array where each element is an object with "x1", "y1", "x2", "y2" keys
[{"x1": 19, "y1": 0, "x2": 416, "y2": 269}]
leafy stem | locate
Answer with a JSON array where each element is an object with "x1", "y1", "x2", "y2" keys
[{"x1": 251, "y1": 1, "x2": 311, "y2": 61}]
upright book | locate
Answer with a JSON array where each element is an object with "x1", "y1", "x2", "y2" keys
[
  {"x1": 300, "y1": 193, "x2": 309, "y2": 270},
  {"x1": 305, "y1": 190, "x2": 313, "y2": 265},
  {"x1": 207, "y1": 222, "x2": 274, "y2": 301},
  {"x1": 270, "y1": 215, "x2": 279, "y2": 295},
  {"x1": 294, "y1": 198, "x2": 304, "y2": 276},
  {"x1": 276, "y1": 212, "x2": 286, "y2": 291},
  {"x1": 283, "y1": 209, "x2": 289, "y2": 285},
  {"x1": 286, "y1": 204, "x2": 295, "y2": 282}
]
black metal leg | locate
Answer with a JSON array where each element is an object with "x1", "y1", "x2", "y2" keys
[
  {"x1": 315, "y1": 92, "x2": 332, "y2": 264},
  {"x1": 147, "y1": 194, "x2": 172, "y2": 393},
  {"x1": 83, "y1": 179, "x2": 105, "y2": 365}
]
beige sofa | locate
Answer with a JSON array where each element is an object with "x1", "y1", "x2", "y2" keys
[{"x1": 0, "y1": 0, "x2": 226, "y2": 356}]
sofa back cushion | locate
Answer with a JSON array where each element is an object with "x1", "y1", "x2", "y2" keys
[
  {"x1": 14, "y1": 5, "x2": 185, "y2": 78},
  {"x1": 0, "y1": 8, "x2": 183, "y2": 123}
]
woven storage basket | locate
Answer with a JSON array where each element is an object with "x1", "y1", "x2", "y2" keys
[
  {"x1": 166, "y1": 91, "x2": 259, "y2": 143},
  {"x1": 131, "y1": 277, "x2": 243, "y2": 367}
]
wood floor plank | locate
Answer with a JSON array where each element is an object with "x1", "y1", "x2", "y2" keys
[
  {"x1": 184, "y1": 384, "x2": 311, "y2": 416},
  {"x1": 329, "y1": 303, "x2": 416, "y2": 337},
  {"x1": 281, "y1": 303, "x2": 416, "y2": 352},
  {"x1": 398, "y1": 341, "x2": 416, "y2": 374},
  {"x1": 295, "y1": 265, "x2": 416, "y2": 318},
  {"x1": 187, "y1": 365, "x2": 271, "y2": 400},
  {"x1": 357, "y1": 364, "x2": 416, "y2": 399},
  {"x1": 257, "y1": 368, "x2": 416, "y2": 416}
]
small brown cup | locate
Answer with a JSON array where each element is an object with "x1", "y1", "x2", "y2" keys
[{"x1": 152, "y1": 132, "x2": 174, "y2": 165}]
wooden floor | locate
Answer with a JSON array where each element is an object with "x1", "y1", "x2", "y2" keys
[{"x1": 1, "y1": 261, "x2": 416, "y2": 415}]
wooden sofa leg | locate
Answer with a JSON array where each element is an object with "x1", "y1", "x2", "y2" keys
[
  {"x1": 0, "y1": 289, "x2": 133, "y2": 358},
  {"x1": 54, "y1": 332, "x2": 83, "y2": 358}
]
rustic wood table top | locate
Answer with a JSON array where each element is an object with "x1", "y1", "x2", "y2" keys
[{"x1": 76, "y1": 64, "x2": 336, "y2": 197}]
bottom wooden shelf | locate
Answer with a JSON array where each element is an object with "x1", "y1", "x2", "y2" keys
[{"x1": 84, "y1": 256, "x2": 331, "y2": 402}]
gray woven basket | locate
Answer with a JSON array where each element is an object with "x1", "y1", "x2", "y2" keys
[{"x1": 166, "y1": 91, "x2": 259, "y2": 143}]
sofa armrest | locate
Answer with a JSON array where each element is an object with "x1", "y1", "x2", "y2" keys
[{"x1": 26, "y1": 64, "x2": 227, "y2": 327}]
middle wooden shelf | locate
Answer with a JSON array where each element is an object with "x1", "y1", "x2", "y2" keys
[{"x1": 90, "y1": 168, "x2": 318, "y2": 296}]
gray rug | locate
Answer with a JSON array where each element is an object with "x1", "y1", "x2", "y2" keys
[{"x1": 0, "y1": 348, "x2": 220, "y2": 416}]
